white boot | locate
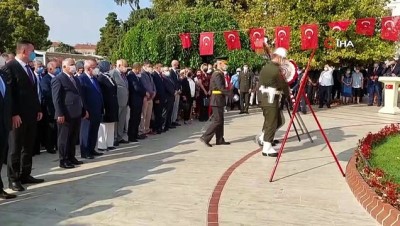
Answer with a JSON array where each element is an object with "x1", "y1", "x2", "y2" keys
[
  {"x1": 256, "y1": 132, "x2": 264, "y2": 146},
  {"x1": 262, "y1": 142, "x2": 278, "y2": 157}
]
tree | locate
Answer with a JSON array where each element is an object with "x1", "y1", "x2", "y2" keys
[
  {"x1": 96, "y1": 12, "x2": 121, "y2": 57},
  {"x1": 259, "y1": 0, "x2": 396, "y2": 67},
  {"x1": 115, "y1": 7, "x2": 265, "y2": 72},
  {"x1": 125, "y1": 8, "x2": 157, "y2": 29},
  {"x1": 114, "y1": 0, "x2": 140, "y2": 11},
  {"x1": 0, "y1": 0, "x2": 50, "y2": 53},
  {"x1": 55, "y1": 42, "x2": 78, "y2": 54}
]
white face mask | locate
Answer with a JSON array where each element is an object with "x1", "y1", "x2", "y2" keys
[
  {"x1": 93, "y1": 68, "x2": 100, "y2": 76},
  {"x1": 243, "y1": 67, "x2": 248, "y2": 71},
  {"x1": 164, "y1": 72, "x2": 170, "y2": 76},
  {"x1": 69, "y1": 65, "x2": 77, "y2": 74},
  {"x1": 207, "y1": 69, "x2": 212, "y2": 74},
  {"x1": 324, "y1": 67, "x2": 328, "y2": 71}
]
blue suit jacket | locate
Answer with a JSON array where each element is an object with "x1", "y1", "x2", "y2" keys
[{"x1": 78, "y1": 73, "x2": 104, "y2": 122}]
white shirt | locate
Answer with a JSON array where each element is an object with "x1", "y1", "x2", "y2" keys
[
  {"x1": 48, "y1": 73, "x2": 55, "y2": 79},
  {"x1": 188, "y1": 78, "x2": 196, "y2": 97},
  {"x1": 319, "y1": 68, "x2": 334, "y2": 86}
]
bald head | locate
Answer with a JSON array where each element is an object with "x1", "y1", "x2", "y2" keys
[
  {"x1": 171, "y1": 60, "x2": 179, "y2": 69},
  {"x1": 47, "y1": 61, "x2": 57, "y2": 75}
]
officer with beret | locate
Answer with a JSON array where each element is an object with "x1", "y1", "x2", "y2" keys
[
  {"x1": 200, "y1": 57, "x2": 231, "y2": 147},
  {"x1": 258, "y1": 48, "x2": 290, "y2": 157}
]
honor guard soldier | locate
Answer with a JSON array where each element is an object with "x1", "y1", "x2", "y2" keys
[
  {"x1": 258, "y1": 47, "x2": 290, "y2": 157},
  {"x1": 200, "y1": 57, "x2": 231, "y2": 147}
]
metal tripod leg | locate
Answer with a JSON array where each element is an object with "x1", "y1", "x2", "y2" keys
[{"x1": 284, "y1": 101, "x2": 301, "y2": 142}]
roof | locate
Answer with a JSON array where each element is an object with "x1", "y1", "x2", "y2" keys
[
  {"x1": 51, "y1": 42, "x2": 60, "y2": 47},
  {"x1": 74, "y1": 43, "x2": 97, "y2": 50}
]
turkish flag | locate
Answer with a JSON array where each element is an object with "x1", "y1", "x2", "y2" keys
[
  {"x1": 199, "y1": 32, "x2": 214, "y2": 56},
  {"x1": 179, "y1": 33, "x2": 191, "y2": 49},
  {"x1": 356, "y1": 18, "x2": 376, "y2": 36},
  {"x1": 249, "y1": 28, "x2": 265, "y2": 50},
  {"x1": 381, "y1": 16, "x2": 400, "y2": 41},
  {"x1": 300, "y1": 24, "x2": 319, "y2": 50},
  {"x1": 328, "y1": 20, "x2": 352, "y2": 31},
  {"x1": 275, "y1": 26, "x2": 291, "y2": 50},
  {"x1": 223, "y1": 30, "x2": 241, "y2": 50}
]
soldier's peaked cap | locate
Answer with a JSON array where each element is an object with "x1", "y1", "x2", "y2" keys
[{"x1": 215, "y1": 56, "x2": 228, "y2": 62}]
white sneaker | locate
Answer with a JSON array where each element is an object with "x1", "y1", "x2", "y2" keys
[{"x1": 262, "y1": 142, "x2": 278, "y2": 157}]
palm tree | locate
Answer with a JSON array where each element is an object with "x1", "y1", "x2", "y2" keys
[{"x1": 114, "y1": 0, "x2": 140, "y2": 11}]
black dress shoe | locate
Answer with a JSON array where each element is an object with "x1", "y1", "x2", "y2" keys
[
  {"x1": 108, "y1": 147, "x2": 116, "y2": 150},
  {"x1": 137, "y1": 134, "x2": 147, "y2": 140},
  {"x1": 129, "y1": 139, "x2": 139, "y2": 143},
  {"x1": 273, "y1": 140, "x2": 280, "y2": 144},
  {"x1": 162, "y1": 128, "x2": 169, "y2": 132},
  {"x1": 216, "y1": 141, "x2": 231, "y2": 145},
  {"x1": 239, "y1": 112, "x2": 244, "y2": 114},
  {"x1": 9, "y1": 182, "x2": 25, "y2": 191},
  {"x1": 262, "y1": 152, "x2": 278, "y2": 157},
  {"x1": 81, "y1": 155, "x2": 94, "y2": 159},
  {"x1": 98, "y1": 148, "x2": 107, "y2": 152},
  {"x1": 21, "y1": 175, "x2": 45, "y2": 184},
  {"x1": 199, "y1": 137, "x2": 212, "y2": 147},
  {"x1": 46, "y1": 149, "x2": 56, "y2": 154},
  {"x1": 169, "y1": 125, "x2": 176, "y2": 129},
  {"x1": 70, "y1": 158, "x2": 84, "y2": 165},
  {"x1": 114, "y1": 141, "x2": 119, "y2": 147},
  {"x1": 0, "y1": 190, "x2": 17, "y2": 199},
  {"x1": 92, "y1": 151, "x2": 103, "y2": 156},
  {"x1": 173, "y1": 122, "x2": 181, "y2": 126},
  {"x1": 119, "y1": 140, "x2": 129, "y2": 144},
  {"x1": 60, "y1": 162, "x2": 75, "y2": 169}
]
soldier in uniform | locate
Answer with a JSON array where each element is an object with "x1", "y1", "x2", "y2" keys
[
  {"x1": 200, "y1": 57, "x2": 231, "y2": 147},
  {"x1": 238, "y1": 64, "x2": 254, "y2": 114},
  {"x1": 258, "y1": 47, "x2": 290, "y2": 157}
]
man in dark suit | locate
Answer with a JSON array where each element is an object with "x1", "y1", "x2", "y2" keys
[
  {"x1": 162, "y1": 67, "x2": 177, "y2": 132},
  {"x1": 127, "y1": 63, "x2": 147, "y2": 142},
  {"x1": 152, "y1": 63, "x2": 166, "y2": 134},
  {"x1": 78, "y1": 59, "x2": 104, "y2": 159},
  {"x1": 169, "y1": 60, "x2": 181, "y2": 126},
  {"x1": 238, "y1": 64, "x2": 254, "y2": 114},
  {"x1": 52, "y1": 58, "x2": 86, "y2": 168},
  {"x1": 200, "y1": 57, "x2": 231, "y2": 147},
  {"x1": 3, "y1": 40, "x2": 44, "y2": 191},
  {"x1": 0, "y1": 69, "x2": 17, "y2": 199},
  {"x1": 39, "y1": 61, "x2": 58, "y2": 154}
]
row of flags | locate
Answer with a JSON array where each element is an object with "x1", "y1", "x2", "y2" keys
[{"x1": 178, "y1": 16, "x2": 400, "y2": 56}]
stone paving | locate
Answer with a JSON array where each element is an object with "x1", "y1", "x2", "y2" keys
[{"x1": 1, "y1": 104, "x2": 398, "y2": 226}]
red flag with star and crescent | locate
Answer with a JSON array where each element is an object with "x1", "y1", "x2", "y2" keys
[
  {"x1": 300, "y1": 24, "x2": 319, "y2": 50},
  {"x1": 249, "y1": 28, "x2": 265, "y2": 50},
  {"x1": 328, "y1": 20, "x2": 352, "y2": 32},
  {"x1": 356, "y1": 18, "x2": 376, "y2": 36},
  {"x1": 275, "y1": 26, "x2": 291, "y2": 50},
  {"x1": 199, "y1": 32, "x2": 214, "y2": 56},
  {"x1": 381, "y1": 16, "x2": 400, "y2": 41},
  {"x1": 179, "y1": 33, "x2": 191, "y2": 49},
  {"x1": 223, "y1": 30, "x2": 241, "y2": 50}
]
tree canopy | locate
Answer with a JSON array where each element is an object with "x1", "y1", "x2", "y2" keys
[
  {"x1": 96, "y1": 12, "x2": 121, "y2": 57},
  {"x1": 114, "y1": 0, "x2": 140, "y2": 11},
  {"x1": 114, "y1": 7, "x2": 265, "y2": 72},
  {"x1": 0, "y1": 0, "x2": 50, "y2": 53},
  {"x1": 55, "y1": 42, "x2": 78, "y2": 54}
]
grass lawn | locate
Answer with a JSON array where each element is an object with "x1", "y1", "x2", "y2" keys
[{"x1": 370, "y1": 134, "x2": 400, "y2": 184}]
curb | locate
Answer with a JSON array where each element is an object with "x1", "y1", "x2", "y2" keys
[{"x1": 346, "y1": 155, "x2": 400, "y2": 226}]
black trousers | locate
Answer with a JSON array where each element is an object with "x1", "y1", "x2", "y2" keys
[
  {"x1": 198, "y1": 94, "x2": 209, "y2": 121},
  {"x1": 239, "y1": 92, "x2": 250, "y2": 113},
  {"x1": 262, "y1": 106, "x2": 284, "y2": 143},
  {"x1": 128, "y1": 104, "x2": 143, "y2": 140},
  {"x1": 319, "y1": 85, "x2": 332, "y2": 107},
  {"x1": 58, "y1": 117, "x2": 80, "y2": 163},
  {"x1": 33, "y1": 118, "x2": 45, "y2": 155},
  {"x1": 201, "y1": 106, "x2": 224, "y2": 143},
  {"x1": 7, "y1": 119, "x2": 37, "y2": 182},
  {"x1": 44, "y1": 119, "x2": 57, "y2": 151},
  {"x1": 153, "y1": 100, "x2": 165, "y2": 132},
  {"x1": 163, "y1": 97, "x2": 174, "y2": 130},
  {"x1": 0, "y1": 126, "x2": 9, "y2": 189},
  {"x1": 183, "y1": 98, "x2": 193, "y2": 121}
]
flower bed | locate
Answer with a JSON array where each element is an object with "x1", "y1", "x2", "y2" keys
[{"x1": 355, "y1": 124, "x2": 400, "y2": 210}]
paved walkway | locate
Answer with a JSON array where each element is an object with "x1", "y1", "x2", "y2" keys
[{"x1": 1, "y1": 104, "x2": 397, "y2": 226}]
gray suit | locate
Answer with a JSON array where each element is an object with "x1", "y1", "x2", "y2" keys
[{"x1": 110, "y1": 69, "x2": 129, "y2": 141}]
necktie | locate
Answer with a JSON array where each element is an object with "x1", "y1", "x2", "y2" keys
[
  {"x1": 91, "y1": 77, "x2": 100, "y2": 92},
  {"x1": 69, "y1": 76, "x2": 77, "y2": 89},
  {"x1": 0, "y1": 76, "x2": 5, "y2": 97},
  {"x1": 25, "y1": 65, "x2": 35, "y2": 84}
]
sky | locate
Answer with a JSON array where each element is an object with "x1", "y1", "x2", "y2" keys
[{"x1": 38, "y1": 0, "x2": 152, "y2": 45}]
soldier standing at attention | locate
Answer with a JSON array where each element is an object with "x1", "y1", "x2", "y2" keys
[
  {"x1": 259, "y1": 48, "x2": 290, "y2": 157},
  {"x1": 238, "y1": 64, "x2": 253, "y2": 114},
  {"x1": 200, "y1": 57, "x2": 231, "y2": 147}
]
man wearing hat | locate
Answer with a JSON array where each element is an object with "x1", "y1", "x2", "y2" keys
[
  {"x1": 200, "y1": 57, "x2": 231, "y2": 147},
  {"x1": 258, "y1": 47, "x2": 290, "y2": 157}
]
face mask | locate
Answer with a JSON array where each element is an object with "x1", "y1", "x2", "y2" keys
[
  {"x1": 223, "y1": 65, "x2": 229, "y2": 71},
  {"x1": 69, "y1": 65, "x2": 77, "y2": 74},
  {"x1": 93, "y1": 68, "x2": 100, "y2": 76},
  {"x1": 54, "y1": 67, "x2": 61, "y2": 75},
  {"x1": 164, "y1": 72, "x2": 170, "y2": 76},
  {"x1": 207, "y1": 69, "x2": 212, "y2": 74},
  {"x1": 37, "y1": 67, "x2": 44, "y2": 74},
  {"x1": 243, "y1": 67, "x2": 248, "y2": 71},
  {"x1": 324, "y1": 67, "x2": 328, "y2": 71},
  {"x1": 29, "y1": 52, "x2": 36, "y2": 61},
  {"x1": 120, "y1": 66, "x2": 127, "y2": 73}
]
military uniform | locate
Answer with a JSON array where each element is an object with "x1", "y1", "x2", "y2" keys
[
  {"x1": 200, "y1": 69, "x2": 229, "y2": 145},
  {"x1": 238, "y1": 71, "x2": 254, "y2": 113},
  {"x1": 259, "y1": 62, "x2": 289, "y2": 144}
]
